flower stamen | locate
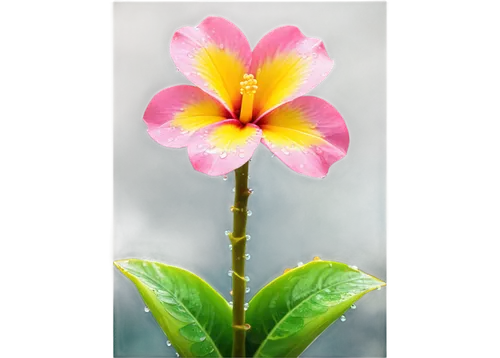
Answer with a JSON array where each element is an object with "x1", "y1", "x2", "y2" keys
[{"x1": 239, "y1": 74, "x2": 257, "y2": 124}]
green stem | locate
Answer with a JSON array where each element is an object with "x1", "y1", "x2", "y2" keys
[{"x1": 230, "y1": 161, "x2": 250, "y2": 357}]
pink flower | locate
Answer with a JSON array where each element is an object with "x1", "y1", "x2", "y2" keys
[{"x1": 143, "y1": 17, "x2": 349, "y2": 177}]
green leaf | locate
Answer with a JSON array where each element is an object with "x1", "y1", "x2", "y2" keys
[
  {"x1": 114, "y1": 259, "x2": 233, "y2": 357},
  {"x1": 245, "y1": 261, "x2": 385, "y2": 357}
]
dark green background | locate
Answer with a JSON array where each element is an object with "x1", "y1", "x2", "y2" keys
[{"x1": 114, "y1": 2, "x2": 386, "y2": 357}]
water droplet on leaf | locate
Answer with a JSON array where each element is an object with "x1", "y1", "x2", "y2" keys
[
  {"x1": 245, "y1": 287, "x2": 251, "y2": 293},
  {"x1": 144, "y1": 306, "x2": 150, "y2": 313},
  {"x1": 340, "y1": 315, "x2": 346, "y2": 322},
  {"x1": 166, "y1": 341, "x2": 172, "y2": 346},
  {"x1": 244, "y1": 303, "x2": 249, "y2": 310},
  {"x1": 297, "y1": 262, "x2": 304, "y2": 267},
  {"x1": 200, "y1": 336, "x2": 206, "y2": 342},
  {"x1": 247, "y1": 210, "x2": 252, "y2": 216},
  {"x1": 229, "y1": 301, "x2": 233, "y2": 307},
  {"x1": 351, "y1": 304, "x2": 357, "y2": 310}
]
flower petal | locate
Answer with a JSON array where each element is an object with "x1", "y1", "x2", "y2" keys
[
  {"x1": 259, "y1": 96, "x2": 349, "y2": 177},
  {"x1": 170, "y1": 17, "x2": 252, "y2": 116},
  {"x1": 250, "y1": 26, "x2": 334, "y2": 120},
  {"x1": 187, "y1": 120, "x2": 262, "y2": 176},
  {"x1": 143, "y1": 85, "x2": 230, "y2": 148}
]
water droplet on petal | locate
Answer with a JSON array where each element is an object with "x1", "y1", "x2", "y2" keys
[
  {"x1": 245, "y1": 286, "x2": 251, "y2": 293},
  {"x1": 281, "y1": 147, "x2": 290, "y2": 155},
  {"x1": 247, "y1": 210, "x2": 252, "y2": 216},
  {"x1": 244, "y1": 303, "x2": 249, "y2": 311},
  {"x1": 219, "y1": 43, "x2": 224, "y2": 50},
  {"x1": 340, "y1": 315, "x2": 346, "y2": 322},
  {"x1": 187, "y1": 53, "x2": 194, "y2": 58},
  {"x1": 299, "y1": 164, "x2": 305, "y2": 169},
  {"x1": 245, "y1": 253, "x2": 251, "y2": 260},
  {"x1": 220, "y1": 152, "x2": 228, "y2": 159},
  {"x1": 228, "y1": 270, "x2": 233, "y2": 276},
  {"x1": 245, "y1": 234, "x2": 251, "y2": 241},
  {"x1": 144, "y1": 306, "x2": 150, "y2": 313},
  {"x1": 166, "y1": 340, "x2": 172, "y2": 346},
  {"x1": 297, "y1": 262, "x2": 304, "y2": 267},
  {"x1": 222, "y1": 174, "x2": 228, "y2": 180},
  {"x1": 238, "y1": 153, "x2": 245, "y2": 158},
  {"x1": 244, "y1": 276, "x2": 250, "y2": 282},
  {"x1": 322, "y1": 72, "x2": 328, "y2": 77},
  {"x1": 351, "y1": 304, "x2": 357, "y2": 310},
  {"x1": 312, "y1": 52, "x2": 318, "y2": 58}
]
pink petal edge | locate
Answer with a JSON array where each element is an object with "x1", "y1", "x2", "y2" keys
[
  {"x1": 170, "y1": 17, "x2": 252, "y2": 116},
  {"x1": 251, "y1": 26, "x2": 334, "y2": 121},
  {"x1": 260, "y1": 96, "x2": 349, "y2": 178},
  {"x1": 143, "y1": 85, "x2": 229, "y2": 148}
]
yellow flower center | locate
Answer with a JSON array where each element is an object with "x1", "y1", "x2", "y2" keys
[{"x1": 239, "y1": 74, "x2": 258, "y2": 124}]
